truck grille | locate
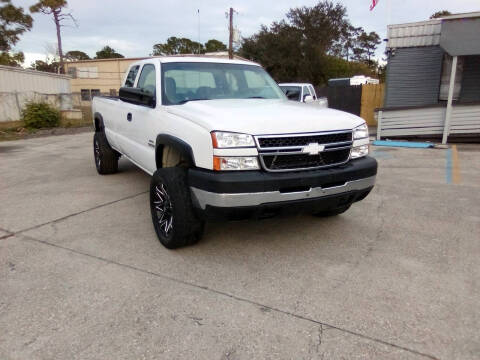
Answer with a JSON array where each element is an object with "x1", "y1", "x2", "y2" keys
[
  {"x1": 262, "y1": 149, "x2": 351, "y2": 171},
  {"x1": 255, "y1": 131, "x2": 353, "y2": 172},
  {"x1": 257, "y1": 132, "x2": 352, "y2": 148}
]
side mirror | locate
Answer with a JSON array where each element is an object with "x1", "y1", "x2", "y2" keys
[
  {"x1": 119, "y1": 87, "x2": 156, "y2": 108},
  {"x1": 303, "y1": 95, "x2": 313, "y2": 103}
]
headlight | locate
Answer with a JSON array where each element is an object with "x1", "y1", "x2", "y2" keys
[
  {"x1": 213, "y1": 156, "x2": 259, "y2": 171},
  {"x1": 353, "y1": 123, "x2": 369, "y2": 139},
  {"x1": 211, "y1": 131, "x2": 255, "y2": 148},
  {"x1": 350, "y1": 145, "x2": 369, "y2": 159}
]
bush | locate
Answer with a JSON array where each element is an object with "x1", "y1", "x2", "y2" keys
[{"x1": 21, "y1": 102, "x2": 60, "y2": 129}]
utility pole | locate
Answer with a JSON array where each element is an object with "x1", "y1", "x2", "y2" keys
[
  {"x1": 228, "y1": 7, "x2": 234, "y2": 59},
  {"x1": 197, "y1": 9, "x2": 201, "y2": 55}
]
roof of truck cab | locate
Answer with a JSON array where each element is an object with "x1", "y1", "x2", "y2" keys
[
  {"x1": 278, "y1": 83, "x2": 313, "y2": 87},
  {"x1": 137, "y1": 56, "x2": 260, "y2": 67}
]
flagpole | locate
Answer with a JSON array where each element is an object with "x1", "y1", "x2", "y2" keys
[{"x1": 387, "y1": 0, "x2": 391, "y2": 27}]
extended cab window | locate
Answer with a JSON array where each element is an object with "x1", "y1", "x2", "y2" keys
[
  {"x1": 124, "y1": 65, "x2": 140, "y2": 87},
  {"x1": 136, "y1": 64, "x2": 156, "y2": 96}
]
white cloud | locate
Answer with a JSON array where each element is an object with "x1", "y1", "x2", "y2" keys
[
  {"x1": 10, "y1": 0, "x2": 480, "y2": 64},
  {"x1": 22, "y1": 52, "x2": 48, "y2": 67}
]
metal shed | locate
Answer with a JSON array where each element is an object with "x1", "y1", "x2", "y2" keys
[{"x1": 378, "y1": 12, "x2": 480, "y2": 143}]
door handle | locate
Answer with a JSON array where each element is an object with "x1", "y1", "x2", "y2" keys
[{"x1": 127, "y1": 113, "x2": 132, "y2": 122}]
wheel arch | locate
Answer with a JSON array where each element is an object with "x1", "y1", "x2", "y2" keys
[
  {"x1": 94, "y1": 112, "x2": 104, "y2": 132},
  {"x1": 155, "y1": 134, "x2": 196, "y2": 169}
]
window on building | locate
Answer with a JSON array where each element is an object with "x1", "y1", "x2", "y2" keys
[
  {"x1": 67, "y1": 66, "x2": 77, "y2": 78},
  {"x1": 78, "y1": 67, "x2": 98, "y2": 79},
  {"x1": 91, "y1": 89, "x2": 101, "y2": 98},
  {"x1": 81, "y1": 89, "x2": 91, "y2": 101},
  {"x1": 109, "y1": 89, "x2": 117, "y2": 96},
  {"x1": 439, "y1": 55, "x2": 464, "y2": 101},
  {"x1": 124, "y1": 65, "x2": 140, "y2": 87}
]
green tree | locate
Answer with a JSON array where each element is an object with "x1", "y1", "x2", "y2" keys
[
  {"x1": 354, "y1": 31, "x2": 381, "y2": 65},
  {"x1": 29, "y1": 59, "x2": 60, "y2": 73},
  {"x1": 0, "y1": 0, "x2": 32, "y2": 66},
  {"x1": 204, "y1": 39, "x2": 227, "y2": 53},
  {"x1": 0, "y1": 51, "x2": 24, "y2": 66},
  {"x1": 240, "y1": 1, "x2": 362, "y2": 86},
  {"x1": 430, "y1": 10, "x2": 451, "y2": 19},
  {"x1": 65, "y1": 50, "x2": 90, "y2": 61},
  {"x1": 30, "y1": 0, "x2": 77, "y2": 73},
  {"x1": 240, "y1": 1, "x2": 382, "y2": 86},
  {"x1": 152, "y1": 36, "x2": 204, "y2": 55},
  {"x1": 95, "y1": 46, "x2": 124, "y2": 59}
]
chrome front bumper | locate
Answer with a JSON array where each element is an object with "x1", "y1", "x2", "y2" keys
[{"x1": 190, "y1": 175, "x2": 376, "y2": 210}]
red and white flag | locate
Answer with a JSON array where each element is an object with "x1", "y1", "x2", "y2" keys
[{"x1": 370, "y1": 0, "x2": 379, "y2": 11}]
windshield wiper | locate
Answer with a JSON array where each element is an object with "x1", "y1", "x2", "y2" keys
[
  {"x1": 247, "y1": 96, "x2": 267, "y2": 99},
  {"x1": 177, "y1": 98, "x2": 211, "y2": 105}
]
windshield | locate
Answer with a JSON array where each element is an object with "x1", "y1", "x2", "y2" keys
[
  {"x1": 161, "y1": 62, "x2": 286, "y2": 105},
  {"x1": 280, "y1": 86, "x2": 302, "y2": 101}
]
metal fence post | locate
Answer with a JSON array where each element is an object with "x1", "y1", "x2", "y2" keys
[
  {"x1": 377, "y1": 110, "x2": 383, "y2": 140},
  {"x1": 442, "y1": 55, "x2": 458, "y2": 144}
]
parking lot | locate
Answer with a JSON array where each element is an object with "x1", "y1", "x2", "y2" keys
[{"x1": 1, "y1": 131, "x2": 479, "y2": 360}]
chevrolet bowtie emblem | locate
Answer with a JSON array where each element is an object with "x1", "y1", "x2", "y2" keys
[{"x1": 302, "y1": 143, "x2": 325, "y2": 155}]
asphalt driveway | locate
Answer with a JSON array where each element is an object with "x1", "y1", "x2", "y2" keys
[{"x1": 1, "y1": 132, "x2": 479, "y2": 359}]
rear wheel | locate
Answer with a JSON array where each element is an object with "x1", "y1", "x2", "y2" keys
[
  {"x1": 150, "y1": 167, "x2": 204, "y2": 249},
  {"x1": 93, "y1": 132, "x2": 118, "y2": 175},
  {"x1": 312, "y1": 204, "x2": 351, "y2": 217}
]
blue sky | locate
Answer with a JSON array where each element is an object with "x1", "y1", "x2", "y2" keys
[{"x1": 11, "y1": 0, "x2": 480, "y2": 66}]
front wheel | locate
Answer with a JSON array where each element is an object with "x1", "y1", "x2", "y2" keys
[{"x1": 150, "y1": 167, "x2": 204, "y2": 249}]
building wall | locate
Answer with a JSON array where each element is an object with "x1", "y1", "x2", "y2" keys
[
  {"x1": 64, "y1": 57, "x2": 147, "y2": 99},
  {"x1": 378, "y1": 104, "x2": 480, "y2": 138},
  {"x1": 384, "y1": 46, "x2": 444, "y2": 108},
  {"x1": 0, "y1": 65, "x2": 71, "y2": 93},
  {"x1": 0, "y1": 65, "x2": 73, "y2": 123},
  {"x1": 460, "y1": 55, "x2": 480, "y2": 103}
]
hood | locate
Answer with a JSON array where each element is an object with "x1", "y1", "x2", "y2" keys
[{"x1": 166, "y1": 99, "x2": 364, "y2": 135}]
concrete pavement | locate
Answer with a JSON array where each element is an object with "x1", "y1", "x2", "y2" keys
[{"x1": 1, "y1": 132, "x2": 479, "y2": 359}]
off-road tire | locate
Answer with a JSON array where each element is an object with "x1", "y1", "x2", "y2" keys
[
  {"x1": 93, "y1": 132, "x2": 118, "y2": 175},
  {"x1": 312, "y1": 204, "x2": 351, "y2": 217},
  {"x1": 150, "y1": 167, "x2": 204, "y2": 249}
]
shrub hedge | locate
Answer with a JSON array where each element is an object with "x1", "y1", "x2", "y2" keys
[{"x1": 21, "y1": 102, "x2": 60, "y2": 129}]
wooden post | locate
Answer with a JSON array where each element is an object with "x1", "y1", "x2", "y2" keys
[{"x1": 442, "y1": 55, "x2": 457, "y2": 144}]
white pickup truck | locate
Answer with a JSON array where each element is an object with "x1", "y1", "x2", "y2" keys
[
  {"x1": 279, "y1": 82, "x2": 328, "y2": 107},
  {"x1": 92, "y1": 57, "x2": 377, "y2": 249}
]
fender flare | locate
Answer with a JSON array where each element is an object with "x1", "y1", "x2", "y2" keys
[
  {"x1": 155, "y1": 134, "x2": 196, "y2": 168},
  {"x1": 93, "y1": 112, "x2": 104, "y2": 132}
]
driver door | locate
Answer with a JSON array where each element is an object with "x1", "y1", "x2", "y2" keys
[{"x1": 125, "y1": 63, "x2": 158, "y2": 172}]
